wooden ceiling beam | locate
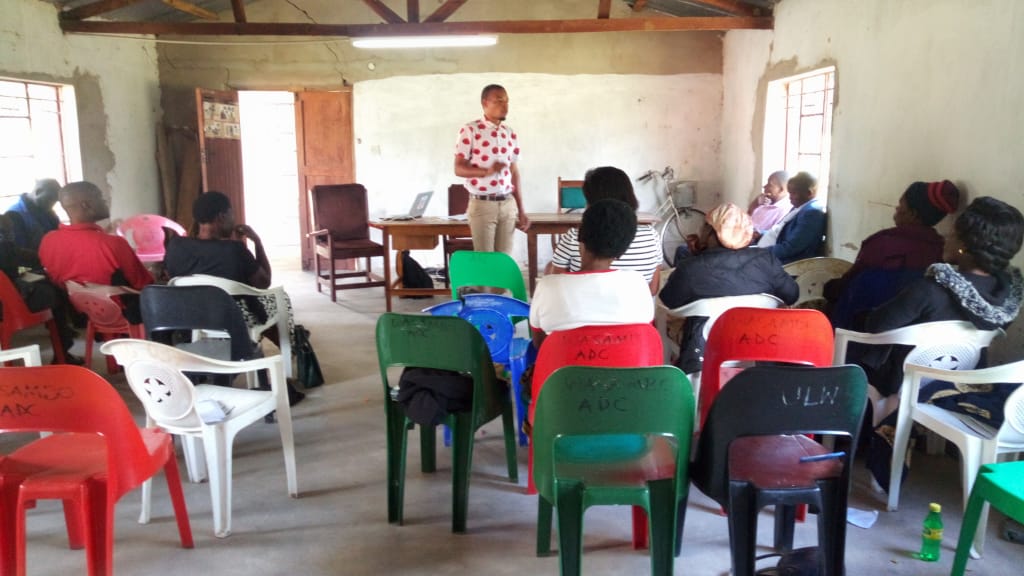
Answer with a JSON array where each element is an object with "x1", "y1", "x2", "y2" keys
[
  {"x1": 407, "y1": 0, "x2": 419, "y2": 23},
  {"x1": 362, "y1": 0, "x2": 405, "y2": 24},
  {"x1": 230, "y1": 0, "x2": 247, "y2": 23},
  {"x1": 424, "y1": 0, "x2": 468, "y2": 23},
  {"x1": 598, "y1": 0, "x2": 612, "y2": 19},
  {"x1": 60, "y1": 0, "x2": 145, "y2": 21},
  {"x1": 688, "y1": 0, "x2": 758, "y2": 17},
  {"x1": 59, "y1": 16, "x2": 773, "y2": 36},
  {"x1": 162, "y1": 0, "x2": 218, "y2": 20}
]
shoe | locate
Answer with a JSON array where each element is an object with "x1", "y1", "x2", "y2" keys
[{"x1": 61, "y1": 353, "x2": 85, "y2": 366}]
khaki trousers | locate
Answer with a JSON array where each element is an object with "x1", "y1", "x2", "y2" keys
[{"x1": 467, "y1": 197, "x2": 518, "y2": 254}]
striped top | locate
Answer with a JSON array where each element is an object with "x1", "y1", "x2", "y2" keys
[{"x1": 550, "y1": 224, "x2": 662, "y2": 282}]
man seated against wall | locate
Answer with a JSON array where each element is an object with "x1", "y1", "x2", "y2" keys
[
  {"x1": 754, "y1": 171, "x2": 827, "y2": 264},
  {"x1": 659, "y1": 203, "x2": 798, "y2": 373},
  {"x1": 39, "y1": 181, "x2": 152, "y2": 323},
  {"x1": 825, "y1": 179, "x2": 960, "y2": 329},
  {"x1": 4, "y1": 178, "x2": 61, "y2": 251},
  {"x1": 748, "y1": 170, "x2": 791, "y2": 237}
]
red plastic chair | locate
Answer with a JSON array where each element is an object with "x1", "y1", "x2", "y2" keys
[
  {"x1": 116, "y1": 214, "x2": 186, "y2": 263},
  {"x1": 529, "y1": 323, "x2": 664, "y2": 552},
  {"x1": 0, "y1": 273, "x2": 66, "y2": 364},
  {"x1": 66, "y1": 281, "x2": 144, "y2": 373},
  {"x1": 0, "y1": 365, "x2": 193, "y2": 576}
]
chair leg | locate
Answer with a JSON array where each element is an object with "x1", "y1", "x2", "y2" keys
[
  {"x1": 537, "y1": 496, "x2": 553, "y2": 556},
  {"x1": 675, "y1": 498, "x2": 688, "y2": 558},
  {"x1": 181, "y1": 435, "x2": 208, "y2": 483},
  {"x1": 82, "y1": 486, "x2": 112, "y2": 576},
  {"x1": 271, "y1": 381, "x2": 299, "y2": 498},
  {"x1": 510, "y1": 358, "x2": 529, "y2": 447},
  {"x1": 647, "y1": 478, "x2": 676, "y2": 576},
  {"x1": 528, "y1": 442, "x2": 537, "y2": 495},
  {"x1": 139, "y1": 478, "x2": 152, "y2": 525},
  {"x1": 84, "y1": 323, "x2": 96, "y2": 370},
  {"x1": 555, "y1": 479, "x2": 586, "y2": 576},
  {"x1": 46, "y1": 319, "x2": 67, "y2": 364},
  {"x1": 500, "y1": 396, "x2": 519, "y2": 483},
  {"x1": 773, "y1": 504, "x2": 796, "y2": 551},
  {"x1": 952, "y1": 475, "x2": 990, "y2": 576},
  {"x1": 632, "y1": 507, "x2": 649, "y2": 549},
  {"x1": 329, "y1": 258, "x2": 338, "y2": 302},
  {"x1": 815, "y1": 481, "x2": 844, "y2": 576},
  {"x1": 420, "y1": 424, "x2": 436, "y2": 474},
  {"x1": 163, "y1": 454, "x2": 195, "y2": 548},
  {"x1": 203, "y1": 428, "x2": 233, "y2": 538},
  {"x1": 0, "y1": 481, "x2": 20, "y2": 575},
  {"x1": 727, "y1": 482, "x2": 758, "y2": 576},
  {"x1": 451, "y1": 412, "x2": 475, "y2": 533},
  {"x1": 386, "y1": 402, "x2": 410, "y2": 525}
]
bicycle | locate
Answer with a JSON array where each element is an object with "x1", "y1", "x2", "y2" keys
[{"x1": 637, "y1": 167, "x2": 705, "y2": 266}]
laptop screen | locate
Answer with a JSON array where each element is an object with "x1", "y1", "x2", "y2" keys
[{"x1": 409, "y1": 191, "x2": 433, "y2": 217}]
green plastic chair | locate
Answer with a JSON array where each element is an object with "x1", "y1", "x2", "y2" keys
[
  {"x1": 449, "y1": 251, "x2": 527, "y2": 302},
  {"x1": 375, "y1": 313, "x2": 518, "y2": 533},
  {"x1": 532, "y1": 365, "x2": 695, "y2": 576},
  {"x1": 952, "y1": 460, "x2": 1024, "y2": 576}
]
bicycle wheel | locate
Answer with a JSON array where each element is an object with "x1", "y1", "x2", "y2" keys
[{"x1": 659, "y1": 207, "x2": 706, "y2": 266}]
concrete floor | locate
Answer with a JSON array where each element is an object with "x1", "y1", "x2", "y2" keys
[{"x1": 4, "y1": 261, "x2": 1023, "y2": 575}]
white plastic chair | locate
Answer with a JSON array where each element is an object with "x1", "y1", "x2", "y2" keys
[
  {"x1": 0, "y1": 344, "x2": 42, "y2": 366},
  {"x1": 783, "y1": 256, "x2": 852, "y2": 308},
  {"x1": 101, "y1": 339, "x2": 298, "y2": 538},
  {"x1": 893, "y1": 361, "x2": 1024, "y2": 557},
  {"x1": 168, "y1": 274, "x2": 294, "y2": 378},
  {"x1": 656, "y1": 293, "x2": 784, "y2": 403}
]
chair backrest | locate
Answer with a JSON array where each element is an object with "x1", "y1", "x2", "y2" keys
[
  {"x1": 693, "y1": 364, "x2": 868, "y2": 505},
  {"x1": 700, "y1": 307, "x2": 834, "y2": 427},
  {"x1": 66, "y1": 281, "x2": 135, "y2": 332},
  {"x1": 531, "y1": 323, "x2": 664, "y2": 423},
  {"x1": 376, "y1": 313, "x2": 504, "y2": 428},
  {"x1": 0, "y1": 272, "x2": 37, "y2": 332},
  {"x1": 783, "y1": 257, "x2": 853, "y2": 308},
  {"x1": 557, "y1": 178, "x2": 586, "y2": 212},
  {"x1": 667, "y1": 293, "x2": 784, "y2": 341},
  {"x1": 448, "y1": 184, "x2": 470, "y2": 216},
  {"x1": 448, "y1": 251, "x2": 527, "y2": 301},
  {"x1": 141, "y1": 284, "x2": 256, "y2": 361},
  {"x1": 0, "y1": 365, "x2": 157, "y2": 499},
  {"x1": 834, "y1": 321, "x2": 1001, "y2": 371},
  {"x1": 167, "y1": 274, "x2": 284, "y2": 337},
  {"x1": 532, "y1": 365, "x2": 695, "y2": 502},
  {"x1": 424, "y1": 293, "x2": 530, "y2": 364},
  {"x1": 309, "y1": 184, "x2": 371, "y2": 241},
  {"x1": 116, "y1": 214, "x2": 186, "y2": 260},
  {"x1": 0, "y1": 344, "x2": 41, "y2": 366}
]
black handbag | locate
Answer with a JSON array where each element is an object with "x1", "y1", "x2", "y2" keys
[{"x1": 294, "y1": 324, "x2": 325, "y2": 388}]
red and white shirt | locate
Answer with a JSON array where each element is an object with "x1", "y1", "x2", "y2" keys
[{"x1": 455, "y1": 118, "x2": 520, "y2": 197}]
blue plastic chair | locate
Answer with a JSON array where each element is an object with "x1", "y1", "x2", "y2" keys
[{"x1": 425, "y1": 293, "x2": 535, "y2": 446}]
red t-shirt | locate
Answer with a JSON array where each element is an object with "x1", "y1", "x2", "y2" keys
[{"x1": 39, "y1": 223, "x2": 153, "y2": 289}]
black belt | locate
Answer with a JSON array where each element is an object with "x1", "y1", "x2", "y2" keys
[{"x1": 471, "y1": 195, "x2": 509, "y2": 202}]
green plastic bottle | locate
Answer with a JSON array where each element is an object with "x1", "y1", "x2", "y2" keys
[{"x1": 918, "y1": 502, "x2": 943, "y2": 561}]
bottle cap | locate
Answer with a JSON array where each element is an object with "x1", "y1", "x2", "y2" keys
[{"x1": 929, "y1": 503, "x2": 942, "y2": 513}]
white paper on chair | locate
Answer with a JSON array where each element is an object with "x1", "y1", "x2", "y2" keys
[
  {"x1": 197, "y1": 399, "x2": 228, "y2": 424},
  {"x1": 847, "y1": 506, "x2": 879, "y2": 529}
]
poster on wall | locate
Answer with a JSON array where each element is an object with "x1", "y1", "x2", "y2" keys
[{"x1": 202, "y1": 101, "x2": 241, "y2": 140}]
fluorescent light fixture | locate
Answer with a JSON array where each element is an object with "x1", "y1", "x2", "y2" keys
[{"x1": 351, "y1": 36, "x2": 498, "y2": 49}]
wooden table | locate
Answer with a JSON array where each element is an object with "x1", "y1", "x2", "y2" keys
[{"x1": 370, "y1": 212, "x2": 657, "y2": 311}]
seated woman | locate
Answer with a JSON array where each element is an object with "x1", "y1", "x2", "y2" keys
[
  {"x1": 531, "y1": 198, "x2": 654, "y2": 351},
  {"x1": 547, "y1": 166, "x2": 662, "y2": 294},
  {"x1": 854, "y1": 196, "x2": 1024, "y2": 491},
  {"x1": 826, "y1": 180, "x2": 960, "y2": 329},
  {"x1": 659, "y1": 203, "x2": 799, "y2": 372}
]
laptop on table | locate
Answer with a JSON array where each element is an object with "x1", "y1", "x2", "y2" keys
[{"x1": 382, "y1": 191, "x2": 433, "y2": 221}]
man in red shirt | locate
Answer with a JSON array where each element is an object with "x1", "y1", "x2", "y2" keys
[{"x1": 39, "y1": 181, "x2": 153, "y2": 322}]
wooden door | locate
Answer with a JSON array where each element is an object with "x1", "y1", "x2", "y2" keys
[
  {"x1": 196, "y1": 88, "x2": 245, "y2": 221},
  {"x1": 295, "y1": 90, "x2": 355, "y2": 270}
]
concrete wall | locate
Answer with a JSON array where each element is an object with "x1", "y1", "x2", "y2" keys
[
  {"x1": 722, "y1": 0, "x2": 1024, "y2": 359},
  {"x1": 156, "y1": 0, "x2": 724, "y2": 262},
  {"x1": 1, "y1": 0, "x2": 162, "y2": 217}
]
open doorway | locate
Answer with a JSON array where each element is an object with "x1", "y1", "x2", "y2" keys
[{"x1": 238, "y1": 91, "x2": 300, "y2": 264}]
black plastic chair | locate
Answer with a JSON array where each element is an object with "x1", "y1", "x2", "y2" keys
[
  {"x1": 692, "y1": 365, "x2": 868, "y2": 576},
  {"x1": 141, "y1": 285, "x2": 258, "y2": 361}
]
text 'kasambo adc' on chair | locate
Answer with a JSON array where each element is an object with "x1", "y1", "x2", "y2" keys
[
  {"x1": 0, "y1": 365, "x2": 193, "y2": 576},
  {"x1": 692, "y1": 365, "x2": 868, "y2": 576},
  {"x1": 532, "y1": 365, "x2": 694, "y2": 576},
  {"x1": 376, "y1": 313, "x2": 518, "y2": 533},
  {"x1": 308, "y1": 183, "x2": 386, "y2": 302}
]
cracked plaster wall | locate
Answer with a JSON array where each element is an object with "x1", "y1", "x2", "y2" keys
[{"x1": 1, "y1": 0, "x2": 162, "y2": 217}]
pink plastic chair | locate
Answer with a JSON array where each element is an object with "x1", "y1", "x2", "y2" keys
[
  {"x1": 0, "y1": 273, "x2": 66, "y2": 364},
  {"x1": 116, "y1": 214, "x2": 186, "y2": 263},
  {"x1": 66, "y1": 282, "x2": 144, "y2": 373},
  {"x1": 0, "y1": 365, "x2": 193, "y2": 576},
  {"x1": 529, "y1": 324, "x2": 664, "y2": 551}
]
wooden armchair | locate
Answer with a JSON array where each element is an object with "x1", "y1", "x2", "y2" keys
[{"x1": 308, "y1": 184, "x2": 386, "y2": 302}]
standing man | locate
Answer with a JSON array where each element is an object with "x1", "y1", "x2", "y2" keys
[
  {"x1": 4, "y1": 178, "x2": 61, "y2": 250},
  {"x1": 454, "y1": 84, "x2": 529, "y2": 254}
]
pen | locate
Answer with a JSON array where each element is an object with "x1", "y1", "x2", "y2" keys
[{"x1": 799, "y1": 451, "x2": 846, "y2": 463}]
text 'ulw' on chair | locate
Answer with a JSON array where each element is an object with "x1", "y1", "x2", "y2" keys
[
  {"x1": 951, "y1": 461, "x2": 1024, "y2": 576},
  {"x1": 0, "y1": 365, "x2": 193, "y2": 576},
  {"x1": 0, "y1": 272, "x2": 66, "y2": 364},
  {"x1": 66, "y1": 281, "x2": 144, "y2": 373},
  {"x1": 376, "y1": 313, "x2": 518, "y2": 533},
  {"x1": 308, "y1": 184, "x2": 386, "y2": 302},
  {"x1": 532, "y1": 366, "x2": 694, "y2": 576},
  {"x1": 116, "y1": 214, "x2": 186, "y2": 263},
  {"x1": 692, "y1": 365, "x2": 868, "y2": 576},
  {"x1": 892, "y1": 360, "x2": 1024, "y2": 557},
  {"x1": 102, "y1": 339, "x2": 298, "y2": 538}
]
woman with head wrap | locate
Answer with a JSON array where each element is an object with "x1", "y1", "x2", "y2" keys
[
  {"x1": 827, "y1": 180, "x2": 960, "y2": 328},
  {"x1": 852, "y1": 196, "x2": 1024, "y2": 492},
  {"x1": 659, "y1": 203, "x2": 799, "y2": 373}
]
